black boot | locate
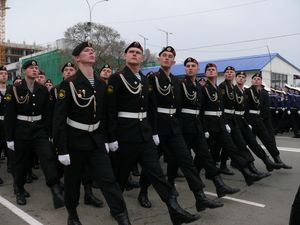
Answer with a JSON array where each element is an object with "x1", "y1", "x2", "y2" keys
[
  {"x1": 166, "y1": 197, "x2": 200, "y2": 225},
  {"x1": 13, "y1": 184, "x2": 30, "y2": 198},
  {"x1": 194, "y1": 190, "x2": 224, "y2": 212},
  {"x1": 113, "y1": 211, "x2": 132, "y2": 225},
  {"x1": 26, "y1": 172, "x2": 33, "y2": 183},
  {"x1": 0, "y1": 177, "x2": 3, "y2": 185},
  {"x1": 274, "y1": 155, "x2": 293, "y2": 169},
  {"x1": 248, "y1": 162, "x2": 271, "y2": 179},
  {"x1": 262, "y1": 155, "x2": 281, "y2": 171},
  {"x1": 220, "y1": 162, "x2": 234, "y2": 175},
  {"x1": 50, "y1": 183, "x2": 65, "y2": 209},
  {"x1": 132, "y1": 164, "x2": 140, "y2": 176},
  {"x1": 15, "y1": 186, "x2": 26, "y2": 205},
  {"x1": 125, "y1": 175, "x2": 140, "y2": 191},
  {"x1": 212, "y1": 175, "x2": 240, "y2": 198},
  {"x1": 67, "y1": 208, "x2": 82, "y2": 225},
  {"x1": 84, "y1": 184, "x2": 104, "y2": 208},
  {"x1": 138, "y1": 192, "x2": 152, "y2": 208},
  {"x1": 240, "y1": 167, "x2": 262, "y2": 186},
  {"x1": 168, "y1": 179, "x2": 179, "y2": 197},
  {"x1": 30, "y1": 171, "x2": 38, "y2": 180}
]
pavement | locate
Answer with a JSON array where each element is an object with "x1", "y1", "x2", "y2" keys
[{"x1": 0, "y1": 133, "x2": 299, "y2": 225}]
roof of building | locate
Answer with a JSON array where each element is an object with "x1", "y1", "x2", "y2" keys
[{"x1": 142, "y1": 53, "x2": 300, "y2": 76}]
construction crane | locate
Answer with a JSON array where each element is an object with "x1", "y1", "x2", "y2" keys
[{"x1": 0, "y1": 0, "x2": 7, "y2": 65}]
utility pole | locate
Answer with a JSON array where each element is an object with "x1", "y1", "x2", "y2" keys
[
  {"x1": 158, "y1": 28, "x2": 173, "y2": 46},
  {"x1": 138, "y1": 34, "x2": 148, "y2": 51}
]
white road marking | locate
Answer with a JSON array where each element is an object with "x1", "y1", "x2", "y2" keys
[
  {"x1": 261, "y1": 146, "x2": 300, "y2": 153},
  {"x1": 0, "y1": 195, "x2": 44, "y2": 225},
  {"x1": 205, "y1": 192, "x2": 266, "y2": 208}
]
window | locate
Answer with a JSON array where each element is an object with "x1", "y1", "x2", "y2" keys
[{"x1": 271, "y1": 73, "x2": 287, "y2": 89}]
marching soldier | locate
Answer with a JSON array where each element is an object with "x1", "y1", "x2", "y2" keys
[
  {"x1": 244, "y1": 73, "x2": 292, "y2": 169},
  {"x1": 201, "y1": 63, "x2": 262, "y2": 186},
  {"x1": 53, "y1": 42, "x2": 131, "y2": 225},
  {"x1": 139, "y1": 46, "x2": 223, "y2": 212},
  {"x1": 4, "y1": 60, "x2": 64, "y2": 207},
  {"x1": 106, "y1": 41, "x2": 200, "y2": 225},
  {"x1": 178, "y1": 57, "x2": 240, "y2": 197}
]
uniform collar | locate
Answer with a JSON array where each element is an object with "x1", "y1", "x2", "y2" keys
[
  {"x1": 76, "y1": 69, "x2": 96, "y2": 89},
  {"x1": 19, "y1": 78, "x2": 42, "y2": 93}
]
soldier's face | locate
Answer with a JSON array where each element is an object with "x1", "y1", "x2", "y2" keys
[
  {"x1": 0, "y1": 70, "x2": 8, "y2": 83},
  {"x1": 205, "y1": 67, "x2": 217, "y2": 78},
  {"x1": 236, "y1": 75, "x2": 246, "y2": 85},
  {"x1": 199, "y1": 80, "x2": 206, "y2": 86},
  {"x1": 100, "y1": 68, "x2": 112, "y2": 80},
  {"x1": 185, "y1": 62, "x2": 198, "y2": 77},
  {"x1": 45, "y1": 82, "x2": 53, "y2": 91},
  {"x1": 158, "y1": 52, "x2": 175, "y2": 69},
  {"x1": 25, "y1": 65, "x2": 39, "y2": 80},
  {"x1": 224, "y1": 70, "x2": 235, "y2": 81},
  {"x1": 63, "y1": 67, "x2": 76, "y2": 80},
  {"x1": 76, "y1": 47, "x2": 95, "y2": 65},
  {"x1": 36, "y1": 74, "x2": 46, "y2": 84},
  {"x1": 252, "y1": 77, "x2": 262, "y2": 86},
  {"x1": 124, "y1": 48, "x2": 144, "y2": 65}
]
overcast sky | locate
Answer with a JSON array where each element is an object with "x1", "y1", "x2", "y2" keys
[{"x1": 5, "y1": 0, "x2": 300, "y2": 67}]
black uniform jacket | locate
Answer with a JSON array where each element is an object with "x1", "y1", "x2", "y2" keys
[
  {"x1": 201, "y1": 80, "x2": 226, "y2": 133},
  {"x1": 106, "y1": 66, "x2": 153, "y2": 143},
  {"x1": 219, "y1": 80, "x2": 237, "y2": 126},
  {"x1": 53, "y1": 70, "x2": 107, "y2": 154},
  {"x1": 4, "y1": 79, "x2": 51, "y2": 141},
  {"x1": 244, "y1": 85, "x2": 261, "y2": 125},
  {"x1": 259, "y1": 88, "x2": 271, "y2": 120},
  {"x1": 0, "y1": 85, "x2": 10, "y2": 139},
  {"x1": 234, "y1": 85, "x2": 250, "y2": 128},
  {"x1": 179, "y1": 77, "x2": 203, "y2": 134},
  {"x1": 148, "y1": 68, "x2": 182, "y2": 136}
]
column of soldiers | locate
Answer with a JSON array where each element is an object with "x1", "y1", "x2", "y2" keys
[{"x1": 0, "y1": 41, "x2": 296, "y2": 225}]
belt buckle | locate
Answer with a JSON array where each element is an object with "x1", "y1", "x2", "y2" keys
[
  {"x1": 169, "y1": 108, "x2": 173, "y2": 117},
  {"x1": 28, "y1": 116, "x2": 33, "y2": 122},
  {"x1": 88, "y1": 124, "x2": 94, "y2": 132},
  {"x1": 138, "y1": 112, "x2": 143, "y2": 121}
]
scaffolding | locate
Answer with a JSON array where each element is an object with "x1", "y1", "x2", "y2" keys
[{"x1": 0, "y1": 0, "x2": 6, "y2": 65}]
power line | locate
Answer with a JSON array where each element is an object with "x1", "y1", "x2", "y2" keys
[
  {"x1": 177, "y1": 32, "x2": 300, "y2": 51},
  {"x1": 187, "y1": 45, "x2": 269, "y2": 53},
  {"x1": 105, "y1": 0, "x2": 268, "y2": 24}
]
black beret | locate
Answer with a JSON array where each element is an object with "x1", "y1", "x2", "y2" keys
[
  {"x1": 45, "y1": 79, "x2": 52, "y2": 84},
  {"x1": 205, "y1": 63, "x2": 217, "y2": 72},
  {"x1": 61, "y1": 62, "x2": 76, "y2": 72},
  {"x1": 223, "y1": 66, "x2": 235, "y2": 73},
  {"x1": 184, "y1": 57, "x2": 198, "y2": 66},
  {"x1": 159, "y1": 46, "x2": 176, "y2": 57},
  {"x1": 22, "y1": 60, "x2": 38, "y2": 69},
  {"x1": 252, "y1": 72, "x2": 262, "y2": 79},
  {"x1": 13, "y1": 75, "x2": 22, "y2": 83},
  {"x1": 236, "y1": 71, "x2": 247, "y2": 77},
  {"x1": 0, "y1": 65, "x2": 7, "y2": 71},
  {"x1": 124, "y1": 41, "x2": 143, "y2": 53},
  {"x1": 199, "y1": 77, "x2": 206, "y2": 82},
  {"x1": 100, "y1": 64, "x2": 112, "y2": 72},
  {"x1": 72, "y1": 41, "x2": 93, "y2": 56},
  {"x1": 38, "y1": 70, "x2": 45, "y2": 75}
]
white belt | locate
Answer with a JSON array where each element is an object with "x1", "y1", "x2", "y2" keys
[
  {"x1": 118, "y1": 111, "x2": 147, "y2": 120},
  {"x1": 249, "y1": 110, "x2": 260, "y2": 115},
  {"x1": 234, "y1": 111, "x2": 245, "y2": 115},
  {"x1": 157, "y1": 107, "x2": 176, "y2": 115},
  {"x1": 270, "y1": 107, "x2": 276, "y2": 109},
  {"x1": 67, "y1": 117, "x2": 100, "y2": 132},
  {"x1": 204, "y1": 111, "x2": 222, "y2": 117},
  {"x1": 17, "y1": 115, "x2": 42, "y2": 122},
  {"x1": 224, "y1": 109, "x2": 235, "y2": 114},
  {"x1": 181, "y1": 108, "x2": 200, "y2": 115},
  {"x1": 0, "y1": 115, "x2": 4, "y2": 120}
]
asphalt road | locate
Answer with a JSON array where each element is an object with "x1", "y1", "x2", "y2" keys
[{"x1": 0, "y1": 134, "x2": 299, "y2": 225}]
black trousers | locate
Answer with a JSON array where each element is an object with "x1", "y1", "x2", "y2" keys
[
  {"x1": 14, "y1": 138, "x2": 59, "y2": 188},
  {"x1": 64, "y1": 148, "x2": 126, "y2": 216},
  {"x1": 208, "y1": 131, "x2": 248, "y2": 169},
  {"x1": 249, "y1": 118, "x2": 280, "y2": 157},
  {"x1": 278, "y1": 111, "x2": 299, "y2": 135},
  {"x1": 290, "y1": 185, "x2": 300, "y2": 225}
]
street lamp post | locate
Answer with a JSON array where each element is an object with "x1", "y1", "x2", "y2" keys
[
  {"x1": 158, "y1": 28, "x2": 173, "y2": 46},
  {"x1": 84, "y1": 0, "x2": 109, "y2": 41},
  {"x1": 138, "y1": 34, "x2": 148, "y2": 51}
]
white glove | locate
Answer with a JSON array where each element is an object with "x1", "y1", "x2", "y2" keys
[
  {"x1": 248, "y1": 125, "x2": 252, "y2": 130},
  {"x1": 204, "y1": 132, "x2": 210, "y2": 139},
  {"x1": 282, "y1": 108, "x2": 286, "y2": 111},
  {"x1": 287, "y1": 110, "x2": 291, "y2": 115},
  {"x1": 7, "y1": 141, "x2": 15, "y2": 151},
  {"x1": 58, "y1": 154, "x2": 70, "y2": 166},
  {"x1": 225, "y1": 124, "x2": 231, "y2": 133},
  {"x1": 298, "y1": 110, "x2": 300, "y2": 115},
  {"x1": 105, "y1": 143, "x2": 109, "y2": 153},
  {"x1": 108, "y1": 141, "x2": 119, "y2": 152},
  {"x1": 275, "y1": 110, "x2": 279, "y2": 114},
  {"x1": 152, "y1": 134, "x2": 160, "y2": 146}
]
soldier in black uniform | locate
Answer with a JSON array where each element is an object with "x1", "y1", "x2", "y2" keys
[
  {"x1": 289, "y1": 185, "x2": 300, "y2": 225},
  {"x1": 0, "y1": 65, "x2": 8, "y2": 185},
  {"x1": 178, "y1": 58, "x2": 240, "y2": 197},
  {"x1": 4, "y1": 60, "x2": 64, "y2": 207},
  {"x1": 106, "y1": 42, "x2": 200, "y2": 225},
  {"x1": 234, "y1": 71, "x2": 281, "y2": 171},
  {"x1": 99, "y1": 64, "x2": 112, "y2": 83},
  {"x1": 53, "y1": 42, "x2": 130, "y2": 225},
  {"x1": 139, "y1": 46, "x2": 223, "y2": 212},
  {"x1": 245, "y1": 73, "x2": 292, "y2": 169},
  {"x1": 202, "y1": 63, "x2": 261, "y2": 186}
]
